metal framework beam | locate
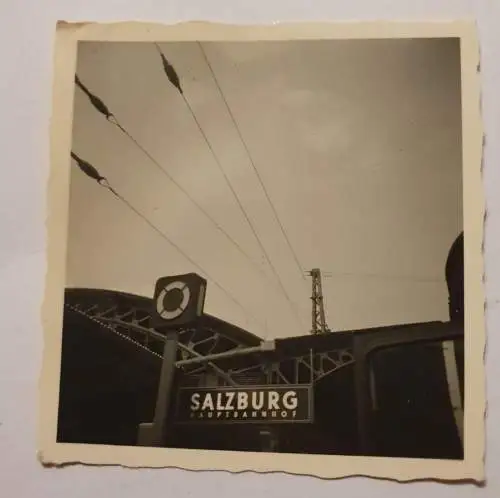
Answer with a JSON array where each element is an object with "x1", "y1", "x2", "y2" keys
[
  {"x1": 65, "y1": 302, "x2": 355, "y2": 387},
  {"x1": 177, "y1": 341, "x2": 275, "y2": 367}
]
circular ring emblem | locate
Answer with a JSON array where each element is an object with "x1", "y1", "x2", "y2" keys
[{"x1": 156, "y1": 281, "x2": 191, "y2": 320}]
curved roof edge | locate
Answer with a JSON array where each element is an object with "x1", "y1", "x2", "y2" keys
[{"x1": 64, "y1": 287, "x2": 263, "y2": 346}]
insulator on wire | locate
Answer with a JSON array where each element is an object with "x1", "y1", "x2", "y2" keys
[
  {"x1": 156, "y1": 47, "x2": 183, "y2": 95},
  {"x1": 74, "y1": 74, "x2": 84, "y2": 89},
  {"x1": 71, "y1": 151, "x2": 105, "y2": 183},
  {"x1": 74, "y1": 74, "x2": 113, "y2": 119}
]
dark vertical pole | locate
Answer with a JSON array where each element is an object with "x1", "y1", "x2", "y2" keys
[
  {"x1": 153, "y1": 331, "x2": 179, "y2": 438},
  {"x1": 353, "y1": 336, "x2": 371, "y2": 456},
  {"x1": 309, "y1": 348, "x2": 313, "y2": 385},
  {"x1": 137, "y1": 331, "x2": 179, "y2": 447}
]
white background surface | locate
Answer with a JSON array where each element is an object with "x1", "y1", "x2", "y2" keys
[{"x1": 0, "y1": 1, "x2": 498, "y2": 497}]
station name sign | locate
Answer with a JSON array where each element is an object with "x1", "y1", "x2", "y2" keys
[{"x1": 175, "y1": 385, "x2": 313, "y2": 424}]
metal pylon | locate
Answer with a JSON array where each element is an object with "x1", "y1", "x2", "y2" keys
[{"x1": 307, "y1": 268, "x2": 330, "y2": 335}]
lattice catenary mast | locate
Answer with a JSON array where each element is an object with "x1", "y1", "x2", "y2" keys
[{"x1": 307, "y1": 268, "x2": 331, "y2": 335}]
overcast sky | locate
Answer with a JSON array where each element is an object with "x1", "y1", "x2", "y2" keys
[{"x1": 65, "y1": 37, "x2": 463, "y2": 339}]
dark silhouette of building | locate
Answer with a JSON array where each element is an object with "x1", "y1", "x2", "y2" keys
[
  {"x1": 446, "y1": 232, "x2": 464, "y2": 323},
  {"x1": 57, "y1": 232, "x2": 464, "y2": 459}
]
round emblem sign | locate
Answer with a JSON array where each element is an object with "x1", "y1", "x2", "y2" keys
[{"x1": 156, "y1": 281, "x2": 191, "y2": 320}]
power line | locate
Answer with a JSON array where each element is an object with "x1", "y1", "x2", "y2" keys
[
  {"x1": 317, "y1": 270, "x2": 443, "y2": 284},
  {"x1": 198, "y1": 42, "x2": 307, "y2": 283},
  {"x1": 153, "y1": 43, "x2": 304, "y2": 327},
  {"x1": 74, "y1": 75, "x2": 270, "y2": 286},
  {"x1": 70, "y1": 152, "x2": 262, "y2": 327}
]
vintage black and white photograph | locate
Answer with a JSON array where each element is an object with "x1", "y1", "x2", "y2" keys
[{"x1": 40, "y1": 22, "x2": 484, "y2": 481}]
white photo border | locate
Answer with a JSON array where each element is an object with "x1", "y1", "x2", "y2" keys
[{"x1": 39, "y1": 20, "x2": 485, "y2": 482}]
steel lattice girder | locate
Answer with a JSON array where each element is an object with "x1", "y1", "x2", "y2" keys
[{"x1": 65, "y1": 297, "x2": 355, "y2": 387}]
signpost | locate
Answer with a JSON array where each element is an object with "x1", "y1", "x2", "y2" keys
[
  {"x1": 137, "y1": 331, "x2": 179, "y2": 446},
  {"x1": 137, "y1": 273, "x2": 309, "y2": 448},
  {"x1": 175, "y1": 385, "x2": 314, "y2": 424},
  {"x1": 138, "y1": 273, "x2": 207, "y2": 447}
]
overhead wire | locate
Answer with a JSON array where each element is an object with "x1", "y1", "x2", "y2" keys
[
  {"x1": 74, "y1": 75, "x2": 270, "y2": 288},
  {"x1": 70, "y1": 152, "x2": 263, "y2": 327},
  {"x1": 72, "y1": 60, "x2": 441, "y2": 339},
  {"x1": 197, "y1": 42, "x2": 307, "y2": 284},
  {"x1": 153, "y1": 42, "x2": 304, "y2": 328},
  {"x1": 75, "y1": 72, "x2": 303, "y2": 331},
  {"x1": 194, "y1": 45, "x2": 447, "y2": 328},
  {"x1": 319, "y1": 270, "x2": 443, "y2": 283}
]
